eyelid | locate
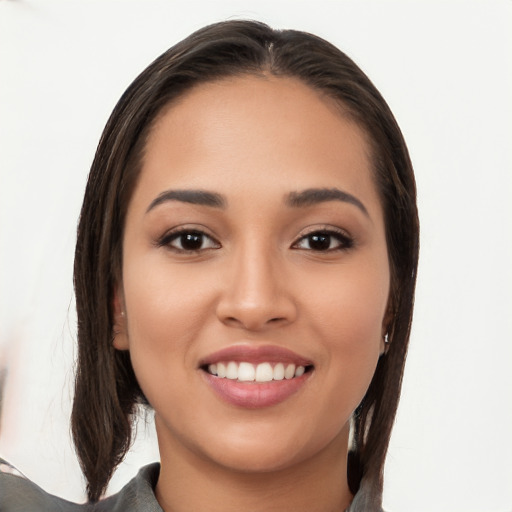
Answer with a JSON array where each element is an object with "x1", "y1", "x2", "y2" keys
[
  {"x1": 156, "y1": 225, "x2": 221, "y2": 252},
  {"x1": 291, "y1": 226, "x2": 354, "y2": 251}
]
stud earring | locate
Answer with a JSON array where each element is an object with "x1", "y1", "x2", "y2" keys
[{"x1": 384, "y1": 333, "x2": 389, "y2": 344}]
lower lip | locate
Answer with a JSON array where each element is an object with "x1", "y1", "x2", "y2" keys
[{"x1": 202, "y1": 370, "x2": 311, "y2": 409}]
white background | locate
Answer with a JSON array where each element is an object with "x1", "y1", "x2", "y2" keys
[{"x1": 1, "y1": 1, "x2": 511, "y2": 511}]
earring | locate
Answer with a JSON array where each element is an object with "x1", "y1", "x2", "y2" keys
[
  {"x1": 112, "y1": 311, "x2": 125, "y2": 339},
  {"x1": 384, "y1": 333, "x2": 389, "y2": 344}
]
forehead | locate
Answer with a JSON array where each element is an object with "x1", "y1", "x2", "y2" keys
[
  {"x1": 149, "y1": 74, "x2": 369, "y2": 157},
  {"x1": 136, "y1": 75, "x2": 380, "y2": 213}
]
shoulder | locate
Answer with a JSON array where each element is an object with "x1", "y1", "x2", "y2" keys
[
  {"x1": 346, "y1": 476, "x2": 385, "y2": 512},
  {"x1": 0, "y1": 459, "x2": 162, "y2": 512},
  {"x1": 91, "y1": 463, "x2": 162, "y2": 512},
  {"x1": 0, "y1": 458, "x2": 88, "y2": 512}
]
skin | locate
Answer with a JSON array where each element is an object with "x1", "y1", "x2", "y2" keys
[{"x1": 113, "y1": 75, "x2": 390, "y2": 512}]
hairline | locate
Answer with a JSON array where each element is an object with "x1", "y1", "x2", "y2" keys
[{"x1": 113, "y1": 69, "x2": 388, "y2": 296}]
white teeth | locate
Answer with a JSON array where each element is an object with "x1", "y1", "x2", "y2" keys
[
  {"x1": 284, "y1": 363, "x2": 296, "y2": 380},
  {"x1": 255, "y1": 362, "x2": 273, "y2": 382},
  {"x1": 206, "y1": 361, "x2": 309, "y2": 382},
  {"x1": 217, "y1": 362, "x2": 226, "y2": 378},
  {"x1": 273, "y1": 363, "x2": 285, "y2": 381},
  {"x1": 238, "y1": 362, "x2": 255, "y2": 382},
  {"x1": 226, "y1": 361, "x2": 238, "y2": 380}
]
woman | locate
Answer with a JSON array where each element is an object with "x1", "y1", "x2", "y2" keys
[{"x1": 0, "y1": 20, "x2": 418, "y2": 511}]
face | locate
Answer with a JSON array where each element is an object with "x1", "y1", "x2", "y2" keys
[{"x1": 114, "y1": 75, "x2": 390, "y2": 474}]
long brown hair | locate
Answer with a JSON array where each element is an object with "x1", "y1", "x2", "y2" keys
[{"x1": 72, "y1": 20, "x2": 419, "y2": 506}]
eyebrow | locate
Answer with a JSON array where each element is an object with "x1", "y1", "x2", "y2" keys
[
  {"x1": 146, "y1": 186, "x2": 368, "y2": 216},
  {"x1": 286, "y1": 188, "x2": 369, "y2": 216},
  {"x1": 146, "y1": 189, "x2": 226, "y2": 212}
]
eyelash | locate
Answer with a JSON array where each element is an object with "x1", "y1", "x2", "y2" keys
[
  {"x1": 157, "y1": 228, "x2": 220, "y2": 253},
  {"x1": 292, "y1": 228, "x2": 354, "y2": 252},
  {"x1": 157, "y1": 227, "x2": 354, "y2": 254}
]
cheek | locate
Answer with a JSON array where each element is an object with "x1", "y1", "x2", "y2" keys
[
  {"x1": 308, "y1": 257, "x2": 389, "y2": 343},
  {"x1": 120, "y1": 261, "x2": 214, "y2": 397},
  {"x1": 305, "y1": 259, "x2": 389, "y2": 398},
  {"x1": 123, "y1": 258, "x2": 212, "y2": 337}
]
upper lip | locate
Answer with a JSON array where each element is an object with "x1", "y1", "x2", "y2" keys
[{"x1": 199, "y1": 344, "x2": 313, "y2": 368}]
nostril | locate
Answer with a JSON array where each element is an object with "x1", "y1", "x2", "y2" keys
[{"x1": 216, "y1": 295, "x2": 297, "y2": 331}]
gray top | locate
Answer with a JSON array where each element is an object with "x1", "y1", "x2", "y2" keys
[
  {"x1": 0, "y1": 459, "x2": 161, "y2": 512},
  {"x1": 0, "y1": 458, "x2": 382, "y2": 511}
]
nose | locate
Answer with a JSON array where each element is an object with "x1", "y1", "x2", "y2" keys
[{"x1": 215, "y1": 245, "x2": 297, "y2": 332}]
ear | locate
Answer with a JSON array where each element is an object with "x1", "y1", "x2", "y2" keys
[
  {"x1": 112, "y1": 286, "x2": 129, "y2": 350},
  {"x1": 380, "y1": 302, "x2": 394, "y2": 355}
]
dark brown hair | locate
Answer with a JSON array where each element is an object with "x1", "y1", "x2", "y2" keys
[{"x1": 72, "y1": 20, "x2": 419, "y2": 506}]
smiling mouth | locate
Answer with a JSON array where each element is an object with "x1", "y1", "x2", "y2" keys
[{"x1": 202, "y1": 361, "x2": 314, "y2": 383}]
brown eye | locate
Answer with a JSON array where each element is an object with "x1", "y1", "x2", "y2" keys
[
  {"x1": 161, "y1": 230, "x2": 220, "y2": 252},
  {"x1": 294, "y1": 230, "x2": 353, "y2": 252}
]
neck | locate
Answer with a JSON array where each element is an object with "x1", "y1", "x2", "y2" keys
[{"x1": 154, "y1": 418, "x2": 353, "y2": 512}]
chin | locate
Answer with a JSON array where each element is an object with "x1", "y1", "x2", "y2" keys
[{"x1": 197, "y1": 420, "x2": 349, "y2": 475}]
